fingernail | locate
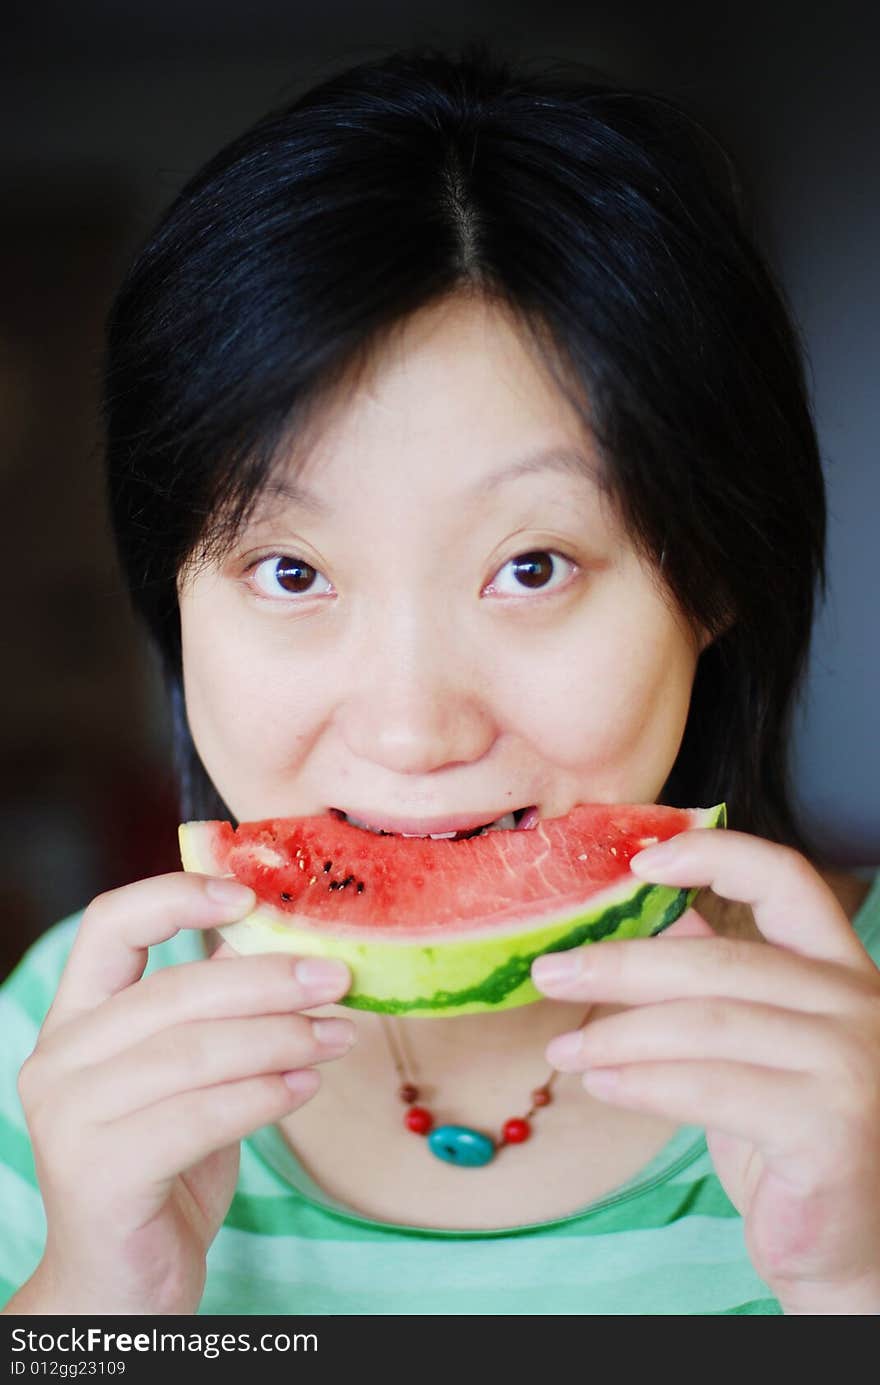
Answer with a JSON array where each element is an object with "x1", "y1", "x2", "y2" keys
[
  {"x1": 295, "y1": 957, "x2": 350, "y2": 991},
  {"x1": 532, "y1": 950, "x2": 583, "y2": 988},
  {"x1": 630, "y1": 841, "x2": 681, "y2": 873},
  {"x1": 282, "y1": 1069, "x2": 321, "y2": 1096},
  {"x1": 204, "y1": 877, "x2": 257, "y2": 913},
  {"x1": 313, "y1": 1018, "x2": 356, "y2": 1050},
  {"x1": 546, "y1": 1030, "x2": 584, "y2": 1066}
]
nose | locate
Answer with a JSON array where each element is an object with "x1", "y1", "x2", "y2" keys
[{"x1": 333, "y1": 609, "x2": 497, "y2": 775}]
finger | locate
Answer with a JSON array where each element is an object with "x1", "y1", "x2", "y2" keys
[
  {"x1": 70, "y1": 1013, "x2": 357, "y2": 1123},
  {"x1": 102, "y1": 1070, "x2": 324, "y2": 1193},
  {"x1": 546, "y1": 997, "x2": 842, "y2": 1076},
  {"x1": 532, "y1": 933, "x2": 870, "y2": 1014},
  {"x1": 579, "y1": 1059, "x2": 816, "y2": 1153},
  {"x1": 629, "y1": 829, "x2": 872, "y2": 971},
  {"x1": 36, "y1": 952, "x2": 353, "y2": 1076},
  {"x1": 659, "y1": 907, "x2": 716, "y2": 939},
  {"x1": 41, "y1": 873, "x2": 257, "y2": 1040}
]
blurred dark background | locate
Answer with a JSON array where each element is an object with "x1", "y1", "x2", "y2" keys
[{"x1": 2, "y1": 1, "x2": 878, "y2": 981}]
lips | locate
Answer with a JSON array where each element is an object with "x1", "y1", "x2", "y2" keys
[{"x1": 329, "y1": 806, "x2": 537, "y2": 839}]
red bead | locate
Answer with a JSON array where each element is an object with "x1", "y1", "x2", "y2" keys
[
  {"x1": 531, "y1": 1086, "x2": 552, "y2": 1107},
  {"x1": 399, "y1": 1082, "x2": 420, "y2": 1103},
  {"x1": 502, "y1": 1117, "x2": 531, "y2": 1144},
  {"x1": 405, "y1": 1106, "x2": 433, "y2": 1135}
]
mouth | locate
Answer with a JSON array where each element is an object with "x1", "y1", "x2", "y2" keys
[{"x1": 329, "y1": 805, "x2": 539, "y2": 840}]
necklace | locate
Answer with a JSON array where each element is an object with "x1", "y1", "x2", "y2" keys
[{"x1": 379, "y1": 1005, "x2": 595, "y2": 1167}]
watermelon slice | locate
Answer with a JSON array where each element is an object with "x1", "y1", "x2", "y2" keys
[{"x1": 179, "y1": 802, "x2": 726, "y2": 1018}]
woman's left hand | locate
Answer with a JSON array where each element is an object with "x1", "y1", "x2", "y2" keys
[{"x1": 531, "y1": 829, "x2": 880, "y2": 1315}]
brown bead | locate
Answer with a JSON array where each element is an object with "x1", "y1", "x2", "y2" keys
[
  {"x1": 399, "y1": 1082, "x2": 420, "y2": 1103},
  {"x1": 531, "y1": 1086, "x2": 552, "y2": 1107}
]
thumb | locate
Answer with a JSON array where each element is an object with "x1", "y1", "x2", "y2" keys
[{"x1": 660, "y1": 906, "x2": 716, "y2": 939}]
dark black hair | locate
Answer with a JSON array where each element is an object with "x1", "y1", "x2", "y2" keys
[{"x1": 102, "y1": 39, "x2": 830, "y2": 865}]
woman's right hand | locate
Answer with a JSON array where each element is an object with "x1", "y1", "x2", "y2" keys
[{"x1": 12, "y1": 872, "x2": 354, "y2": 1315}]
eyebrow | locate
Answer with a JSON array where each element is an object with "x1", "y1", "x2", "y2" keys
[{"x1": 251, "y1": 444, "x2": 602, "y2": 521}]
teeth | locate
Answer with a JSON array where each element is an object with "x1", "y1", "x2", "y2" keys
[
  {"x1": 343, "y1": 811, "x2": 518, "y2": 838},
  {"x1": 345, "y1": 814, "x2": 388, "y2": 835},
  {"x1": 485, "y1": 812, "x2": 517, "y2": 832}
]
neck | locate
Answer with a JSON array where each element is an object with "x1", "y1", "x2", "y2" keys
[
  {"x1": 310, "y1": 993, "x2": 601, "y2": 1121},
  {"x1": 377, "y1": 994, "x2": 594, "y2": 1075}
]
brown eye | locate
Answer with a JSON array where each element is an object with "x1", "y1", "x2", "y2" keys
[
  {"x1": 250, "y1": 554, "x2": 332, "y2": 600},
  {"x1": 490, "y1": 550, "x2": 575, "y2": 596},
  {"x1": 512, "y1": 552, "x2": 553, "y2": 589},
  {"x1": 274, "y1": 557, "x2": 315, "y2": 594}
]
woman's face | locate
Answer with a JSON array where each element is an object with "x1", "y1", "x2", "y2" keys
[{"x1": 177, "y1": 295, "x2": 709, "y2": 829}]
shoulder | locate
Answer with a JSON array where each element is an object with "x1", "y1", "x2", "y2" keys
[
  {"x1": 0, "y1": 909, "x2": 87, "y2": 1259},
  {"x1": 0, "y1": 912, "x2": 84, "y2": 1303},
  {"x1": 0, "y1": 904, "x2": 207, "y2": 1177},
  {"x1": 835, "y1": 867, "x2": 880, "y2": 962},
  {"x1": 2, "y1": 910, "x2": 84, "y2": 1034},
  {"x1": 820, "y1": 868, "x2": 875, "y2": 929},
  {"x1": 2, "y1": 902, "x2": 207, "y2": 1044}
]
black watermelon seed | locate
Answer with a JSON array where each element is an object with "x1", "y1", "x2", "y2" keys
[
  {"x1": 323, "y1": 861, "x2": 332, "y2": 872},
  {"x1": 356, "y1": 882, "x2": 365, "y2": 894},
  {"x1": 280, "y1": 892, "x2": 291, "y2": 902}
]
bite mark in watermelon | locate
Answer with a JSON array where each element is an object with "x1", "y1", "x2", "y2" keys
[{"x1": 178, "y1": 802, "x2": 726, "y2": 1018}]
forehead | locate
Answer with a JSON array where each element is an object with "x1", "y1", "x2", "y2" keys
[
  {"x1": 245, "y1": 442, "x2": 607, "y2": 527},
  {"x1": 246, "y1": 298, "x2": 607, "y2": 518}
]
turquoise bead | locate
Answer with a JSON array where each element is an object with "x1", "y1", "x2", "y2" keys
[{"x1": 427, "y1": 1124, "x2": 496, "y2": 1167}]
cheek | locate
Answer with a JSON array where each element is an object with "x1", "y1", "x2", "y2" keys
[
  {"x1": 186, "y1": 646, "x2": 325, "y2": 763},
  {"x1": 505, "y1": 595, "x2": 697, "y2": 771},
  {"x1": 179, "y1": 585, "x2": 329, "y2": 782}
]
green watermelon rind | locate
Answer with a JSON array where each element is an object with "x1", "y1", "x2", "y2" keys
[
  {"x1": 334, "y1": 880, "x2": 699, "y2": 1015},
  {"x1": 182, "y1": 802, "x2": 726, "y2": 1019}
]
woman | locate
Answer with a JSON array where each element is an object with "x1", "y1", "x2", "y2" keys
[{"x1": 3, "y1": 41, "x2": 878, "y2": 1315}]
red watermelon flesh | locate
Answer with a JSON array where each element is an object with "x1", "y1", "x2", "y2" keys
[
  {"x1": 187, "y1": 803, "x2": 703, "y2": 937},
  {"x1": 179, "y1": 802, "x2": 726, "y2": 1017}
]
